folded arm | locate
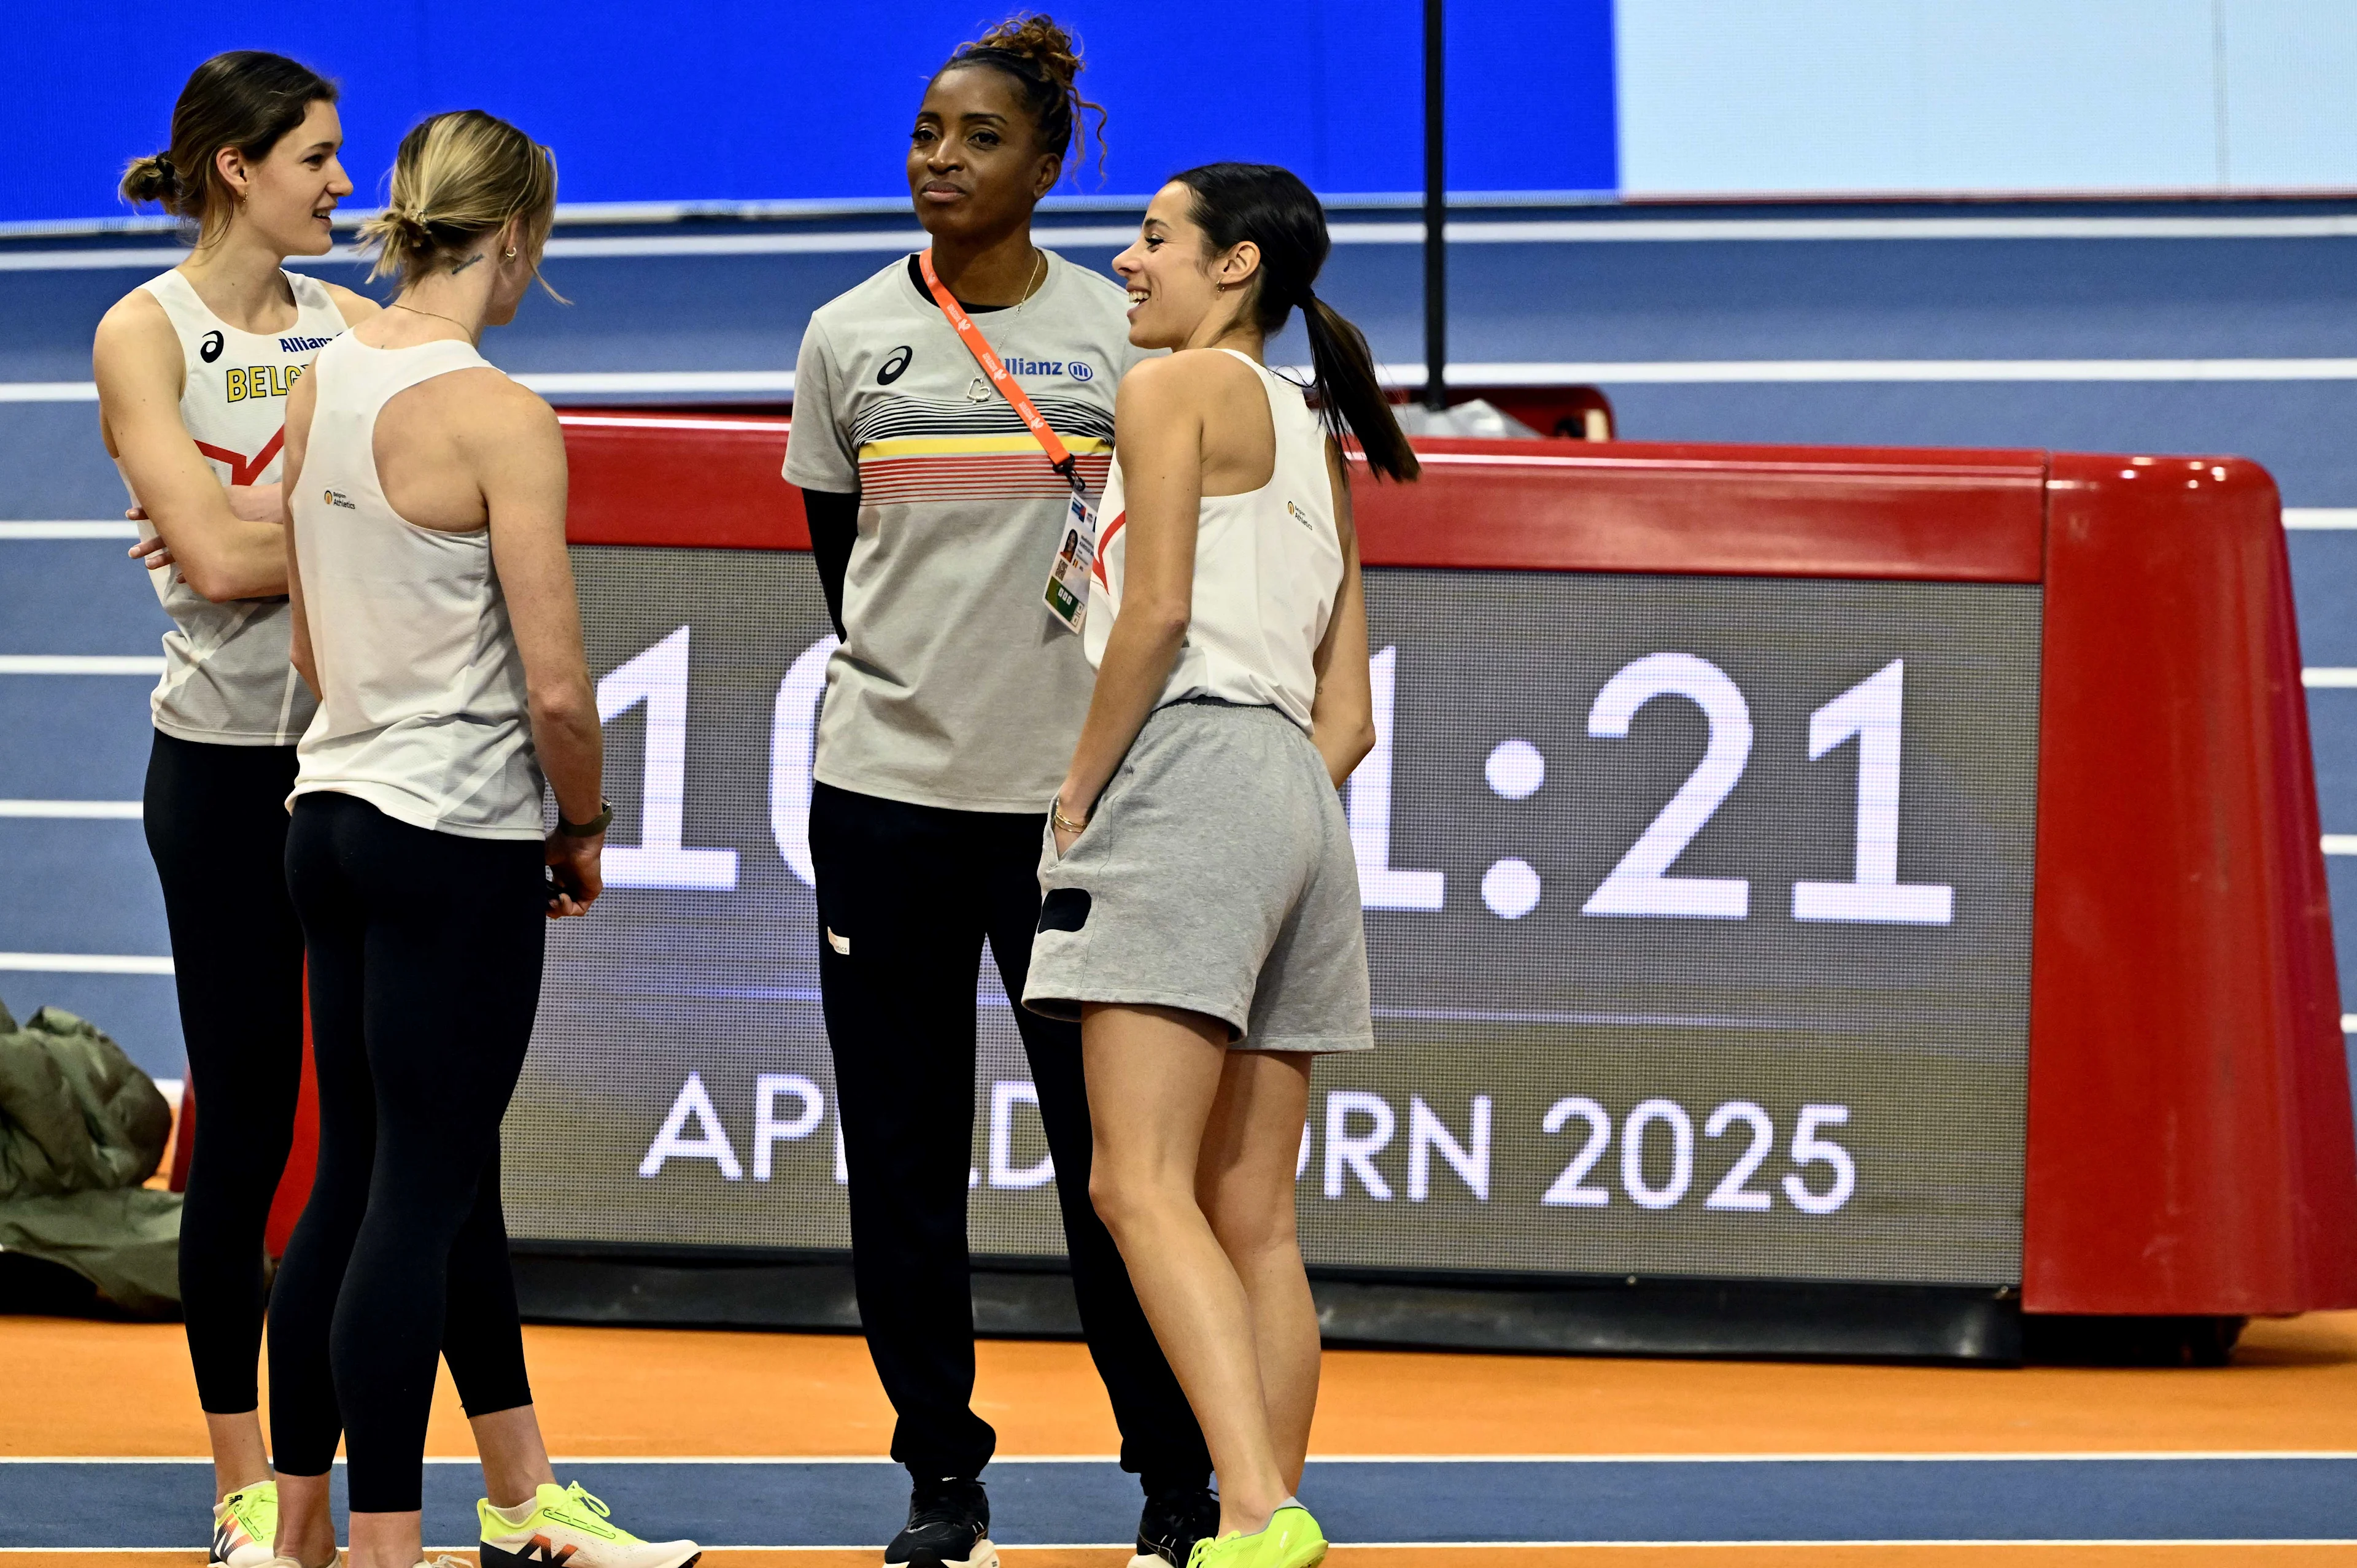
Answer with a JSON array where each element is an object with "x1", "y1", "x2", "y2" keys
[{"x1": 94, "y1": 293, "x2": 289, "y2": 601}]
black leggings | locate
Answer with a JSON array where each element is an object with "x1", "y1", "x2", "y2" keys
[
  {"x1": 810, "y1": 781, "x2": 1211, "y2": 1490},
  {"x1": 144, "y1": 731, "x2": 306, "y2": 1415},
  {"x1": 269, "y1": 792, "x2": 543, "y2": 1514}
]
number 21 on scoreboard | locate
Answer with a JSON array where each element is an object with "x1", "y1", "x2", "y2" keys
[{"x1": 1349, "y1": 650, "x2": 1956, "y2": 925}]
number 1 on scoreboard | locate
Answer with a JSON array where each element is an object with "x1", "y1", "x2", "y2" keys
[{"x1": 1794, "y1": 658, "x2": 1954, "y2": 925}]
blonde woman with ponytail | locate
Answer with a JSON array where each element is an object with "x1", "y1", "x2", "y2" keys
[
  {"x1": 265, "y1": 110, "x2": 699, "y2": 1568},
  {"x1": 93, "y1": 50, "x2": 381, "y2": 1568}
]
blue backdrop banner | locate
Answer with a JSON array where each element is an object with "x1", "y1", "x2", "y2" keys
[{"x1": 10, "y1": 1, "x2": 1619, "y2": 226}]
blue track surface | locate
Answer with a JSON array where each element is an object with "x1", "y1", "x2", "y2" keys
[
  {"x1": 6, "y1": 198, "x2": 2357, "y2": 1103},
  {"x1": 2, "y1": 1456, "x2": 2351, "y2": 1548}
]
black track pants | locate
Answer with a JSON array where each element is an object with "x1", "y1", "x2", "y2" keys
[
  {"x1": 269, "y1": 793, "x2": 542, "y2": 1514},
  {"x1": 144, "y1": 731, "x2": 306, "y2": 1415},
  {"x1": 810, "y1": 781, "x2": 1212, "y2": 1491}
]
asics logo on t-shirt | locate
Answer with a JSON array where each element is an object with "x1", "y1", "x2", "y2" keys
[{"x1": 877, "y1": 344, "x2": 915, "y2": 384}]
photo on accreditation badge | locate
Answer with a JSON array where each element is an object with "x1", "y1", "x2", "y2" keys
[{"x1": 11, "y1": 4, "x2": 2357, "y2": 1566}]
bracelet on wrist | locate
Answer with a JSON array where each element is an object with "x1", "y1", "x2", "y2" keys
[
  {"x1": 1051, "y1": 796, "x2": 1089, "y2": 834},
  {"x1": 557, "y1": 798, "x2": 614, "y2": 837}
]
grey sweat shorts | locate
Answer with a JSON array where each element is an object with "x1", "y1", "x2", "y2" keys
[{"x1": 1023, "y1": 698, "x2": 1374, "y2": 1053}]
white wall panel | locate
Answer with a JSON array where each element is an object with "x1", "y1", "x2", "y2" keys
[
  {"x1": 2221, "y1": 0, "x2": 2357, "y2": 188},
  {"x1": 1617, "y1": 0, "x2": 2226, "y2": 195}
]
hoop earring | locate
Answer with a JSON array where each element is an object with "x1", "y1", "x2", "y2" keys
[{"x1": 504, "y1": 247, "x2": 517, "y2": 259}]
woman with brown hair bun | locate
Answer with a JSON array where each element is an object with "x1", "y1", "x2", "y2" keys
[
  {"x1": 783, "y1": 14, "x2": 1214, "y2": 1568},
  {"x1": 263, "y1": 109, "x2": 698, "y2": 1568},
  {"x1": 95, "y1": 49, "x2": 377, "y2": 1568}
]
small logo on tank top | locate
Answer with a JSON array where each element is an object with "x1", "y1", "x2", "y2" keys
[
  {"x1": 199, "y1": 330, "x2": 224, "y2": 363},
  {"x1": 277, "y1": 333, "x2": 336, "y2": 353},
  {"x1": 323, "y1": 488, "x2": 357, "y2": 511},
  {"x1": 1285, "y1": 500, "x2": 1315, "y2": 530}
]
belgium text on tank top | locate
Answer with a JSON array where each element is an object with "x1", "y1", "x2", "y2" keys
[
  {"x1": 128, "y1": 268, "x2": 346, "y2": 746},
  {"x1": 1086, "y1": 350, "x2": 1344, "y2": 730},
  {"x1": 287, "y1": 334, "x2": 544, "y2": 840}
]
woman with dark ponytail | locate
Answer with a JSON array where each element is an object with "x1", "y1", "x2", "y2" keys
[{"x1": 1024, "y1": 163, "x2": 1416, "y2": 1568}]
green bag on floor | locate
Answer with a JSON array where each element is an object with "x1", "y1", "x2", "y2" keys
[{"x1": 0, "y1": 1000, "x2": 182, "y2": 1318}]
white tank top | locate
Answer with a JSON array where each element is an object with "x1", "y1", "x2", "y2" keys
[
  {"x1": 128, "y1": 268, "x2": 346, "y2": 746},
  {"x1": 287, "y1": 334, "x2": 543, "y2": 840},
  {"x1": 1085, "y1": 350, "x2": 1343, "y2": 730}
]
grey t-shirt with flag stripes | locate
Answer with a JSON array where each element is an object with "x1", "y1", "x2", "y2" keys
[{"x1": 784, "y1": 249, "x2": 1150, "y2": 813}]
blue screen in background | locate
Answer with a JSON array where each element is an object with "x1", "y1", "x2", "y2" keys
[{"x1": 7, "y1": 1, "x2": 1619, "y2": 225}]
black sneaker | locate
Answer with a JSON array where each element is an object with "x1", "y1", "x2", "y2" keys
[
  {"x1": 1131, "y1": 1484, "x2": 1221, "y2": 1567},
  {"x1": 885, "y1": 1475, "x2": 997, "y2": 1568}
]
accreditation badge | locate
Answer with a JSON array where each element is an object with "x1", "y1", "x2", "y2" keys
[{"x1": 1043, "y1": 486, "x2": 1097, "y2": 633}]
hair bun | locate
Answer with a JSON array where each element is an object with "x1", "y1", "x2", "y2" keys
[
  {"x1": 972, "y1": 12, "x2": 1083, "y2": 88},
  {"x1": 119, "y1": 151, "x2": 183, "y2": 207}
]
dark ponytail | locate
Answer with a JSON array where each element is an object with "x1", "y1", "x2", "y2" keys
[{"x1": 1173, "y1": 163, "x2": 1418, "y2": 482}]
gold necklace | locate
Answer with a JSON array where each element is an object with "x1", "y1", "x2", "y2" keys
[
  {"x1": 1010, "y1": 248, "x2": 1047, "y2": 315},
  {"x1": 389, "y1": 300, "x2": 476, "y2": 337}
]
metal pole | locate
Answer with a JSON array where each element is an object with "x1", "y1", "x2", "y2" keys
[{"x1": 1422, "y1": 0, "x2": 1447, "y2": 412}]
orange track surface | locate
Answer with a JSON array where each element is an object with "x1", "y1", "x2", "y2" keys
[{"x1": 5, "y1": 1311, "x2": 2353, "y2": 1459}]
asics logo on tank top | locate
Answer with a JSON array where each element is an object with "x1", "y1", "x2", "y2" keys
[{"x1": 199, "y1": 329, "x2": 224, "y2": 363}]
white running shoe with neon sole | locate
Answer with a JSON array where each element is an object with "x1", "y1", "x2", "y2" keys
[
  {"x1": 477, "y1": 1481, "x2": 701, "y2": 1568},
  {"x1": 209, "y1": 1481, "x2": 279, "y2": 1568}
]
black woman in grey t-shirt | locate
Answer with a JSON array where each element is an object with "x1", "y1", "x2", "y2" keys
[{"x1": 779, "y1": 17, "x2": 1213, "y2": 1568}]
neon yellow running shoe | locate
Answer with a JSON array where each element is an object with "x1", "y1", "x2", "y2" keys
[
  {"x1": 478, "y1": 1480, "x2": 701, "y2": 1568},
  {"x1": 1185, "y1": 1505, "x2": 1327, "y2": 1568},
  {"x1": 209, "y1": 1480, "x2": 279, "y2": 1568}
]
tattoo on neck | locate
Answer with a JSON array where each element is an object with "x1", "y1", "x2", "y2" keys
[{"x1": 449, "y1": 253, "x2": 485, "y2": 276}]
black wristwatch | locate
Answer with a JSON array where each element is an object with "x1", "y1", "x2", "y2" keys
[{"x1": 557, "y1": 798, "x2": 614, "y2": 836}]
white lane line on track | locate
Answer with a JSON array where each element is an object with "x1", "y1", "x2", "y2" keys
[
  {"x1": 19, "y1": 359, "x2": 2357, "y2": 401},
  {"x1": 0, "y1": 953, "x2": 172, "y2": 975},
  {"x1": 557, "y1": 414, "x2": 789, "y2": 431},
  {"x1": 11, "y1": 1449, "x2": 2355, "y2": 1464},
  {"x1": 5, "y1": 1544, "x2": 2353, "y2": 1554},
  {"x1": 2285, "y1": 509, "x2": 2357, "y2": 529},
  {"x1": 2302, "y1": 668, "x2": 2357, "y2": 687},
  {"x1": 10, "y1": 212, "x2": 2357, "y2": 270},
  {"x1": 525, "y1": 371, "x2": 797, "y2": 395},
  {"x1": 0, "y1": 654, "x2": 163, "y2": 674},
  {"x1": 0, "y1": 800, "x2": 141, "y2": 818},
  {"x1": 0, "y1": 519, "x2": 139, "y2": 538}
]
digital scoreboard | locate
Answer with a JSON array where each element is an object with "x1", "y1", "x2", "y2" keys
[
  {"x1": 506, "y1": 547, "x2": 2040, "y2": 1292},
  {"x1": 501, "y1": 419, "x2": 2355, "y2": 1332}
]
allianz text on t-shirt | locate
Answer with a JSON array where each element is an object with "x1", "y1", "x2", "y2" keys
[{"x1": 784, "y1": 250, "x2": 1150, "y2": 813}]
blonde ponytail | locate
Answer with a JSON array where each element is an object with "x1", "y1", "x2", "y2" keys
[{"x1": 358, "y1": 110, "x2": 562, "y2": 297}]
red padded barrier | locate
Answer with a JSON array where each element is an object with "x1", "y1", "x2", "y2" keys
[
  {"x1": 2024, "y1": 453, "x2": 2357, "y2": 1314},
  {"x1": 557, "y1": 411, "x2": 2357, "y2": 1318}
]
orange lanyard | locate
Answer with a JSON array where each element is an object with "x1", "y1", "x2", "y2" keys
[{"x1": 916, "y1": 248, "x2": 1083, "y2": 495}]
